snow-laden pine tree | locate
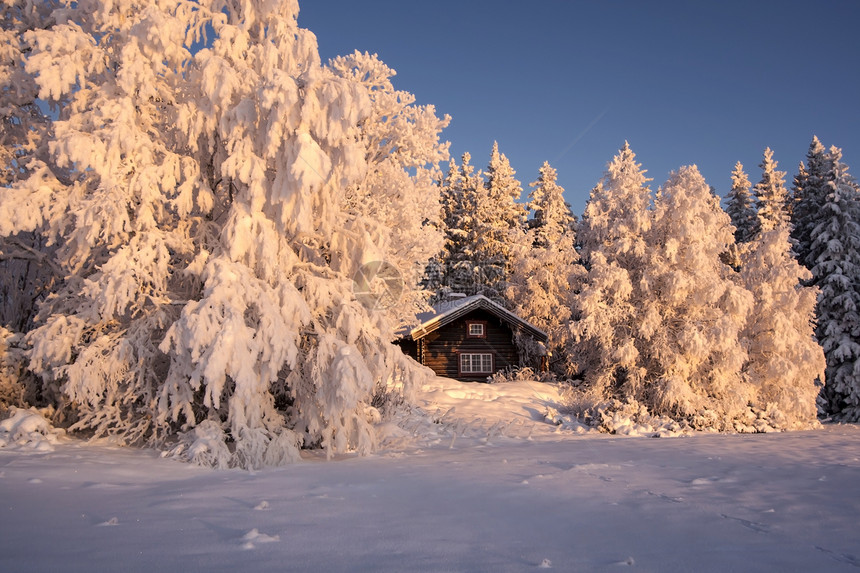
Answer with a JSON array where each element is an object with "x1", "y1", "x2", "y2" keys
[
  {"x1": 740, "y1": 222, "x2": 824, "y2": 429},
  {"x1": 753, "y1": 147, "x2": 790, "y2": 235},
  {"x1": 791, "y1": 136, "x2": 831, "y2": 269},
  {"x1": 508, "y1": 162, "x2": 583, "y2": 370},
  {"x1": 472, "y1": 142, "x2": 526, "y2": 303},
  {"x1": 571, "y1": 143, "x2": 653, "y2": 392},
  {"x1": 577, "y1": 142, "x2": 652, "y2": 266},
  {"x1": 807, "y1": 147, "x2": 860, "y2": 420},
  {"x1": 614, "y1": 166, "x2": 753, "y2": 425},
  {"x1": 0, "y1": 0, "x2": 448, "y2": 468},
  {"x1": 436, "y1": 152, "x2": 482, "y2": 296},
  {"x1": 422, "y1": 157, "x2": 462, "y2": 296},
  {"x1": 725, "y1": 162, "x2": 757, "y2": 244},
  {"x1": 787, "y1": 161, "x2": 807, "y2": 224}
]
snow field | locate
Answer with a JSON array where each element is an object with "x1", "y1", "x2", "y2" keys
[{"x1": 1, "y1": 377, "x2": 859, "y2": 572}]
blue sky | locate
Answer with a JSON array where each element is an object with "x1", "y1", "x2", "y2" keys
[{"x1": 299, "y1": 1, "x2": 860, "y2": 214}]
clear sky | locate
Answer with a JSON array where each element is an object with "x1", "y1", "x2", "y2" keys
[{"x1": 299, "y1": 1, "x2": 860, "y2": 215}]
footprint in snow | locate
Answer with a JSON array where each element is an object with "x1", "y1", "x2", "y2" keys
[
  {"x1": 815, "y1": 546, "x2": 860, "y2": 567},
  {"x1": 720, "y1": 514, "x2": 768, "y2": 533},
  {"x1": 241, "y1": 528, "x2": 279, "y2": 550},
  {"x1": 612, "y1": 557, "x2": 635, "y2": 566}
]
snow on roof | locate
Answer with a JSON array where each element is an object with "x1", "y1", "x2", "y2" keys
[{"x1": 398, "y1": 295, "x2": 548, "y2": 342}]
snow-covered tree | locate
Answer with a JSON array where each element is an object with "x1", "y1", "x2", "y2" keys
[
  {"x1": 472, "y1": 142, "x2": 526, "y2": 303},
  {"x1": 0, "y1": 0, "x2": 447, "y2": 468},
  {"x1": 422, "y1": 157, "x2": 462, "y2": 295},
  {"x1": 631, "y1": 166, "x2": 754, "y2": 424},
  {"x1": 787, "y1": 161, "x2": 807, "y2": 223},
  {"x1": 807, "y1": 147, "x2": 860, "y2": 420},
  {"x1": 571, "y1": 142, "x2": 653, "y2": 389},
  {"x1": 740, "y1": 223, "x2": 825, "y2": 428},
  {"x1": 791, "y1": 136, "x2": 831, "y2": 269},
  {"x1": 753, "y1": 147, "x2": 790, "y2": 235},
  {"x1": 435, "y1": 152, "x2": 482, "y2": 296},
  {"x1": 328, "y1": 51, "x2": 450, "y2": 325},
  {"x1": 529, "y1": 161, "x2": 577, "y2": 249},
  {"x1": 0, "y1": 1, "x2": 63, "y2": 335},
  {"x1": 725, "y1": 161, "x2": 757, "y2": 244},
  {"x1": 577, "y1": 142, "x2": 652, "y2": 266},
  {"x1": 508, "y1": 162, "x2": 583, "y2": 368}
]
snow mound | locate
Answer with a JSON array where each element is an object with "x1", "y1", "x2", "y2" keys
[
  {"x1": 386, "y1": 377, "x2": 599, "y2": 448},
  {"x1": 241, "y1": 528, "x2": 280, "y2": 550},
  {"x1": 168, "y1": 420, "x2": 234, "y2": 469},
  {"x1": 560, "y1": 391, "x2": 692, "y2": 438},
  {"x1": 0, "y1": 407, "x2": 64, "y2": 451}
]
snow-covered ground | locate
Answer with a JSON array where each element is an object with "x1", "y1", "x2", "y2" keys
[{"x1": 2, "y1": 378, "x2": 859, "y2": 572}]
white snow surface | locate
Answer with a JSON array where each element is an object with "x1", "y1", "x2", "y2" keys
[{"x1": 2, "y1": 377, "x2": 860, "y2": 572}]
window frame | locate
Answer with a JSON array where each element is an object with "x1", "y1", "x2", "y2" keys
[
  {"x1": 458, "y1": 352, "x2": 494, "y2": 376},
  {"x1": 466, "y1": 320, "x2": 487, "y2": 339}
]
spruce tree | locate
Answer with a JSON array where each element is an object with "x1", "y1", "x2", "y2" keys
[
  {"x1": 725, "y1": 162, "x2": 757, "y2": 244},
  {"x1": 631, "y1": 166, "x2": 752, "y2": 424},
  {"x1": 435, "y1": 153, "x2": 482, "y2": 296},
  {"x1": 472, "y1": 142, "x2": 526, "y2": 303},
  {"x1": 529, "y1": 161, "x2": 577, "y2": 248},
  {"x1": 571, "y1": 143, "x2": 653, "y2": 393},
  {"x1": 740, "y1": 222, "x2": 824, "y2": 429},
  {"x1": 808, "y1": 147, "x2": 860, "y2": 420},
  {"x1": 787, "y1": 161, "x2": 807, "y2": 223},
  {"x1": 753, "y1": 147, "x2": 790, "y2": 235},
  {"x1": 509, "y1": 162, "x2": 583, "y2": 368},
  {"x1": 578, "y1": 142, "x2": 652, "y2": 266},
  {"x1": 792, "y1": 136, "x2": 831, "y2": 269}
]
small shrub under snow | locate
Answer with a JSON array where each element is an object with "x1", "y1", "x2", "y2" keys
[
  {"x1": 488, "y1": 367, "x2": 555, "y2": 384},
  {"x1": 561, "y1": 383, "x2": 820, "y2": 436},
  {"x1": 0, "y1": 406, "x2": 65, "y2": 451}
]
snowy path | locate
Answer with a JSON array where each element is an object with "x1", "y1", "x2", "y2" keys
[{"x1": 1, "y1": 382, "x2": 859, "y2": 572}]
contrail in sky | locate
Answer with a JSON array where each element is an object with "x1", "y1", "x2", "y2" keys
[{"x1": 553, "y1": 106, "x2": 610, "y2": 163}]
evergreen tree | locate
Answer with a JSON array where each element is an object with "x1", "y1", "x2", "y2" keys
[
  {"x1": 787, "y1": 161, "x2": 807, "y2": 223},
  {"x1": 627, "y1": 166, "x2": 752, "y2": 424},
  {"x1": 725, "y1": 162, "x2": 757, "y2": 244},
  {"x1": 571, "y1": 143, "x2": 653, "y2": 392},
  {"x1": 508, "y1": 162, "x2": 583, "y2": 368},
  {"x1": 740, "y1": 223, "x2": 825, "y2": 428},
  {"x1": 0, "y1": 0, "x2": 448, "y2": 468},
  {"x1": 473, "y1": 142, "x2": 526, "y2": 302},
  {"x1": 529, "y1": 161, "x2": 577, "y2": 248},
  {"x1": 808, "y1": 147, "x2": 860, "y2": 420},
  {"x1": 753, "y1": 148, "x2": 790, "y2": 235},
  {"x1": 578, "y1": 141, "x2": 652, "y2": 266},
  {"x1": 435, "y1": 153, "x2": 482, "y2": 296},
  {"x1": 791, "y1": 136, "x2": 832, "y2": 269}
]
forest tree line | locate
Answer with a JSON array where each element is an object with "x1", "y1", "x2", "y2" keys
[{"x1": 427, "y1": 138, "x2": 859, "y2": 429}]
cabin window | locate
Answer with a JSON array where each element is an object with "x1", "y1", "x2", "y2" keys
[
  {"x1": 460, "y1": 353, "x2": 493, "y2": 374},
  {"x1": 466, "y1": 321, "x2": 486, "y2": 338}
]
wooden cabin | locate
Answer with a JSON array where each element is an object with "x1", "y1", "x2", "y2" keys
[{"x1": 395, "y1": 295, "x2": 548, "y2": 381}]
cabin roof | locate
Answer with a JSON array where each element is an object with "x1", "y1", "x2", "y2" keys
[{"x1": 398, "y1": 295, "x2": 548, "y2": 342}]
